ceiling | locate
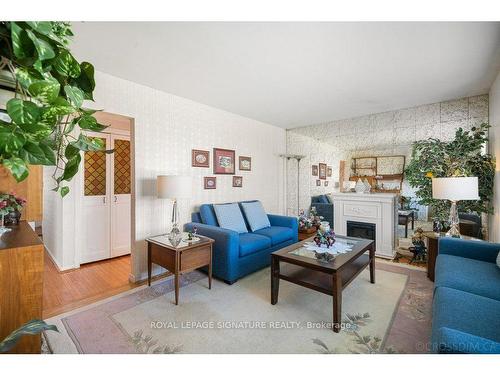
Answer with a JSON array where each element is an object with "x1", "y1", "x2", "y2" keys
[{"x1": 71, "y1": 22, "x2": 500, "y2": 129}]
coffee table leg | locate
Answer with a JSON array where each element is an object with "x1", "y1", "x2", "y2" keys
[
  {"x1": 147, "y1": 242, "x2": 152, "y2": 287},
  {"x1": 370, "y1": 244, "x2": 376, "y2": 284},
  {"x1": 332, "y1": 273, "x2": 342, "y2": 333},
  {"x1": 271, "y1": 255, "x2": 280, "y2": 305}
]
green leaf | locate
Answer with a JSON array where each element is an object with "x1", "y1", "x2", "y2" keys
[
  {"x1": 53, "y1": 50, "x2": 81, "y2": 78},
  {"x1": 0, "y1": 319, "x2": 58, "y2": 353},
  {"x1": 77, "y1": 115, "x2": 107, "y2": 131},
  {"x1": 64, "y1": 85, "x2": 84, "y2": 108},
  {"x1": 26, "y1": 29, "x2": 55, "y2": 60},
  {"x1": 73, "y1": 62, "x2": 95, "y2": 100},
  {"x1": 29, "y1": 78, "x2": 61, "y2": 103},
  {"x1": 0, "y1": 124, "x2": 26, "y2": 154},
  {"x1": 15, "y1": 67, "x2": 42, "y2": 91},
  {"x1": 71, "y1": 134, "x2": 105, "y2": 152},
  {"x1": 20, "y1": 141, "x2": 54, "y2": 165},
  {"x1": 64, "y1": 144, "x2": 80, "y2": 159},
  {"x1": 2, "y1": 157, "x2": 29, "y2": 182},
  {"x1": 6, "y1": 98, "x2": 41, "y2": 126},
  {"x1": 39, "y1": 142, "x2": 56, "y2": 165},
  {"x1": 26, "y1": 22, "x2": 53, "y2": 36},
  {"x1": 60, "y1": 186, "x2": 70, "y2": 197},
  {"x1": 10, "y1": 22, "x2": 35, "y2": 60},
  {"x1": 42, "y1": 97, "x2": 75, "y2": 117},
  {"x1": 62, "y1": 153, "x2": 81, "y2": 181}
]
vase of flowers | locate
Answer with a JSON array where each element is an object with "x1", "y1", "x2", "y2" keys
[{"x1": 298, "y1": 208, "x2": 324, "y2": 233}]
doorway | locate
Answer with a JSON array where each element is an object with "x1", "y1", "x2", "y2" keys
[{"x1": 80, "y1": 113, "x2": 133, "y2": 264}]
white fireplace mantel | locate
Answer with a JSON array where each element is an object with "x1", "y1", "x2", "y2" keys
[{"x1": 331, "y1": 192, "x2": 398, "y2": 258}]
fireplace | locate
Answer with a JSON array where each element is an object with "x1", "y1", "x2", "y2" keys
[{"x1": 347, "y1": 221, "x2": 376, "y2": 246}]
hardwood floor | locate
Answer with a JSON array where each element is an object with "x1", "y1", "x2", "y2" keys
[{"x1": 42, "y1": 251, "x2": 135, "y2": 318}]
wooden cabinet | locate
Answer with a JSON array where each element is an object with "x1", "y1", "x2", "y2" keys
[{"x1": 0, "y1": 221, "x2": 44, "y2": 353}]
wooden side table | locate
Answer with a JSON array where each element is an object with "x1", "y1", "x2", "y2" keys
[{"x1": 146, "y1": 234, "x2": 214, "y2": 305}]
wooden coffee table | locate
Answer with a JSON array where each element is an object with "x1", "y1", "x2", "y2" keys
[
  {"x1": 146, "y1": 234, "x2": 214, "y2": 305},
  {"x1": 271, "y1": 235, "x2": 375, "y2": 333}
]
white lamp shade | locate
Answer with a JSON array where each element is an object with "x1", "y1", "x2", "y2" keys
[
  {"x1": 432, "y1": 177, "x2": 480, "y2": 201},
  {"x1": 157, "y1": 175, "x2": 192, "y2": 199}
]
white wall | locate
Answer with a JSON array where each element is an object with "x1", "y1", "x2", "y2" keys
[
  {"x1": 43, "y1": 71, "x2": 286, "y2": 277},
  {"x1": 489, "y1": 72, "x2": 500, "y2": 242},
  {"x1": 286, "y1": 95, "x2": 489, "y2": 215}
]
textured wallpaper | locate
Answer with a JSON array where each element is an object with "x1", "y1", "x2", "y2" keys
[
  {"x1": 43, "y1": 71, "x2": 286, "y2": 276},
  {"x1": 286, "y1": 95, "x2": 489, "y2": 215}
]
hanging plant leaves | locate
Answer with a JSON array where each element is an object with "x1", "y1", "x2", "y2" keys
[
  {"x1": 2, "y1": 156, "x2": 29, "y2": 182},
  {"x1": 64, "y1": 85, "x2": 84, "y2": 108},
  {"x1": 26, "y1": 29, "x2": 56, "y2": 61},
  {"x1": 10, "y1": 22, "x2": 35, "y2": 60},
  {"x1": 0, "y1": 124, "x2": 26, "y2": 154},
  {"x1": 6, "y1": 98, "x2": 41, "y2": 126},
  {"x1": 62, "y1": 153, "x2": 81, "y2": 181},
  {"x1": 53, "y1": 50, "x2": 81, "y2": 78},
  {"x1": 72, "y1": 62, "x2": 95, "y2": 100},
  {"x1": 19, "y1": 141, "x2": 54, "y2": 165},
  {"x1": 77, "y1": 114, "x2": 107, "y2": 131},
  {"x1": 29, "y1": 78, "x2": 61, "y2": 103}
]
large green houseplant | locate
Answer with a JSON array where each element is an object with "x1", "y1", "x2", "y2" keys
[
  {"x1": 405, "y1": 122, "x2": 495, "y2": 220},
  {"x1": 0, "y1": 21, "x2": 107, "y2": 196}
]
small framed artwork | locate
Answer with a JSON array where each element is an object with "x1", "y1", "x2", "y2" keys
[
  {"x1": 204, "y1": 177, "x2": 216, "y2": 189},
  {"x1": 319, "y1": 163, "x2": 327, "y2": 180},
  {"x1": 327, "y1": 167, "x2": 332, "y2": 177},
  {"x1": 324, "y1": 181, "x2": 329, "y2": 187},
  {"x1": 213, "y1": 148, "x2": 235, "y2": 174},
  {"x1": 316, "y1": 179, "x2": 321, "y2": 186},
  {"x1": 239, "y1": 156, "x2": 252, "y2": 171},
  {"x1": 192, "y1": 149, "x2": 210, "y2": 167},
  {"x1": 233, "y1": 176, "x2": 243, "y2": 187},
  {"x1": 312, "y1": 165, "x2": 318, "y2": 176}
]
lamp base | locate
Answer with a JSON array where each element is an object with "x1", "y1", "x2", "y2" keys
[{"x1": 446, "y1": 200, "x2": 461, "y2": 238}]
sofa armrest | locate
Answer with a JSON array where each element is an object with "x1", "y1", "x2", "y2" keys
[
  {"x1": 184, "y1": 222, "x2": 241, "y2": 282},
  {"x1": 438, "y1": 237, "x2": 500, "y2": 263},
  {"x1": 268, "y1": 214, "x2": 298, "y2": 231},
  {"x1": 434, "y1": 327, "x2": 500, "y2": 354}
]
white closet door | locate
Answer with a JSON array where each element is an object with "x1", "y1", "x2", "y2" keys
[
  {"x1": 81, "y1": 133, "x2": 112, "y2": 263},
  {"x1": 110, "y1": 134, "x2": 131, "y2": 257}
]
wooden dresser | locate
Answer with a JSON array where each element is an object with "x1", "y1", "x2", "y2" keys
[{"x1": 0, "y1": 221, "x2": 44, "y2": 353}]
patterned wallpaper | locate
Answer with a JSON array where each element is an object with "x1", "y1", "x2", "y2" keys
[
  {"x1": 286, "y1": 94, "x2": 489, "y2": 214},
  {"x1": 43, "y1": 71, "x2": 286, "y2": 275}
]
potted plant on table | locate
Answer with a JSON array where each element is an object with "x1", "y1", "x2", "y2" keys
[{"x1": 0, "y1": 192, "x2": 26, "y2": 225}]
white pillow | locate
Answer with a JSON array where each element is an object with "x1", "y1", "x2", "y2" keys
[{"x1": 497, "y1": 251, "x2": 500, "y2": 269}]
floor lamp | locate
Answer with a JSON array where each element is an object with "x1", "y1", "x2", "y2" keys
[{"x1": 280, "y1": 154, "x2": 306, "y2": 215}]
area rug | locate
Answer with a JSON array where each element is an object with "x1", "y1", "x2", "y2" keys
[{"x1": 44, "y1": 262, "x2": 432, "y2": 354}]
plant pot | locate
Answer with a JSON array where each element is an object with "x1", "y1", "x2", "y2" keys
[
  {"x1": 4, "y1": 210, "x2": 21, "y2": 225},
  {"x1": 299, "y1": 227, "x2": 317, "y2": 234}
]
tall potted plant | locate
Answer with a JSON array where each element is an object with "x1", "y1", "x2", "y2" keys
[
  {"x1": 405, "y1": 123, "x2": 495, "y2": 228},
  {"x1": 0, "y1": 21, "x2": 108, "y2": 197}
]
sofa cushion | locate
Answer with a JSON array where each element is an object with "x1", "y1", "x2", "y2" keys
[
  {"x1": 238, "y1": 233, "x2": 271, "y2": 257},
  {"x1": 254, "y1": 226, "x2": 294, "y2": 246},
  {"x1": 432, "y1": 286, "x2": 500, "y2": 351},
  {"x1": 497, "y1": 251, "x2": 500, "y2": 269},
  {"x1": 240, "y1": 201, "x2": 271, "y2": 232},
  {"x1": 199, "y1": 204, "x2": 218, "y2": 226},
  {"x1": 435, "y1": 254, "x2": 500, "y2": 301},
  {"x1": 213, "y1": 203, "x2": 248, "y2": 233}
]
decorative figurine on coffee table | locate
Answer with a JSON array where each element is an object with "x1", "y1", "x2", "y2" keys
[{"x1": 313, "y1": 228, "x2": 336, "y2": 249}]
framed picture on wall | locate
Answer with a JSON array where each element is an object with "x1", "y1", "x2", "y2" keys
[
  {"x1": 312, "y1": 165, "x2": 318, "y2": 176},
  {"x1": 233, "y1": 176, "x2": 243, "y2": 187},
  {"x1": 239, "y1": 156, "x2": 252, "y2": 171},
  {"x1": 316, "y1": 179, "x2": 321, "y2": 186},
  {"x1": 204, "y1": 177, "x2": 216, "y2": 189},
  {"x1": 213, "y1": 148, "x2": 235, "y2": 174},
  {"x1": 327, "y1": 166, "x2": 332, "y2": 177},
  {"x1": 192, "y1": 149, "x2": 210, "y2": 167},
  {"x1": 324, "y1": 181, "x2": 329, "y2": 187},
  {"x1": 319, "y1": 163, "x2": 327, "y2": 180}
]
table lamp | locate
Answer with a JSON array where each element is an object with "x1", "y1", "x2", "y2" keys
[
  {"x1": 157, "y1": 175, "x2": 192, "y2": 240},
  {"x1": 432, "y1": 177, "x2": 479, "y2": 237}
]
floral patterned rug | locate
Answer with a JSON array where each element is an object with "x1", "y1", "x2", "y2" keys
[{"x1": 44, "y1": 261, "x2": 432, "y2": 354}]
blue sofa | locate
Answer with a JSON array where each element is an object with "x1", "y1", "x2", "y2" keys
[
  {"x1": 431, "y1": 237, "x2": 500, "y2": 353},
  {"x1": 184, "y1": 201, "x2": 298, "y2": 284},
  {"x1": 310, "y1": 195, "x2": 333, "y2": 228}
]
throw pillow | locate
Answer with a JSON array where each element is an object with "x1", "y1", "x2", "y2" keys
[
  {"x1": 318, "y1": 195, "x2": 329, "y2": 204},
  {"x1": 497, "y1": 251, "x2": 500, "y2": 269},
  {"x1": 240, "y1": 201, "x2": 271, "y2": 232},
  {"x1": 213, "y1": 203, "x2": 248, "y2": 233}
]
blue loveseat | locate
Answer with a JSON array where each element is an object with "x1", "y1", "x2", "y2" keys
[
  {"x1": 184, "y1": 201, "x2": 298, "y2": 284},
  {"x1": 431, "y1": 237, "x2": 500, "y2": 353}
]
